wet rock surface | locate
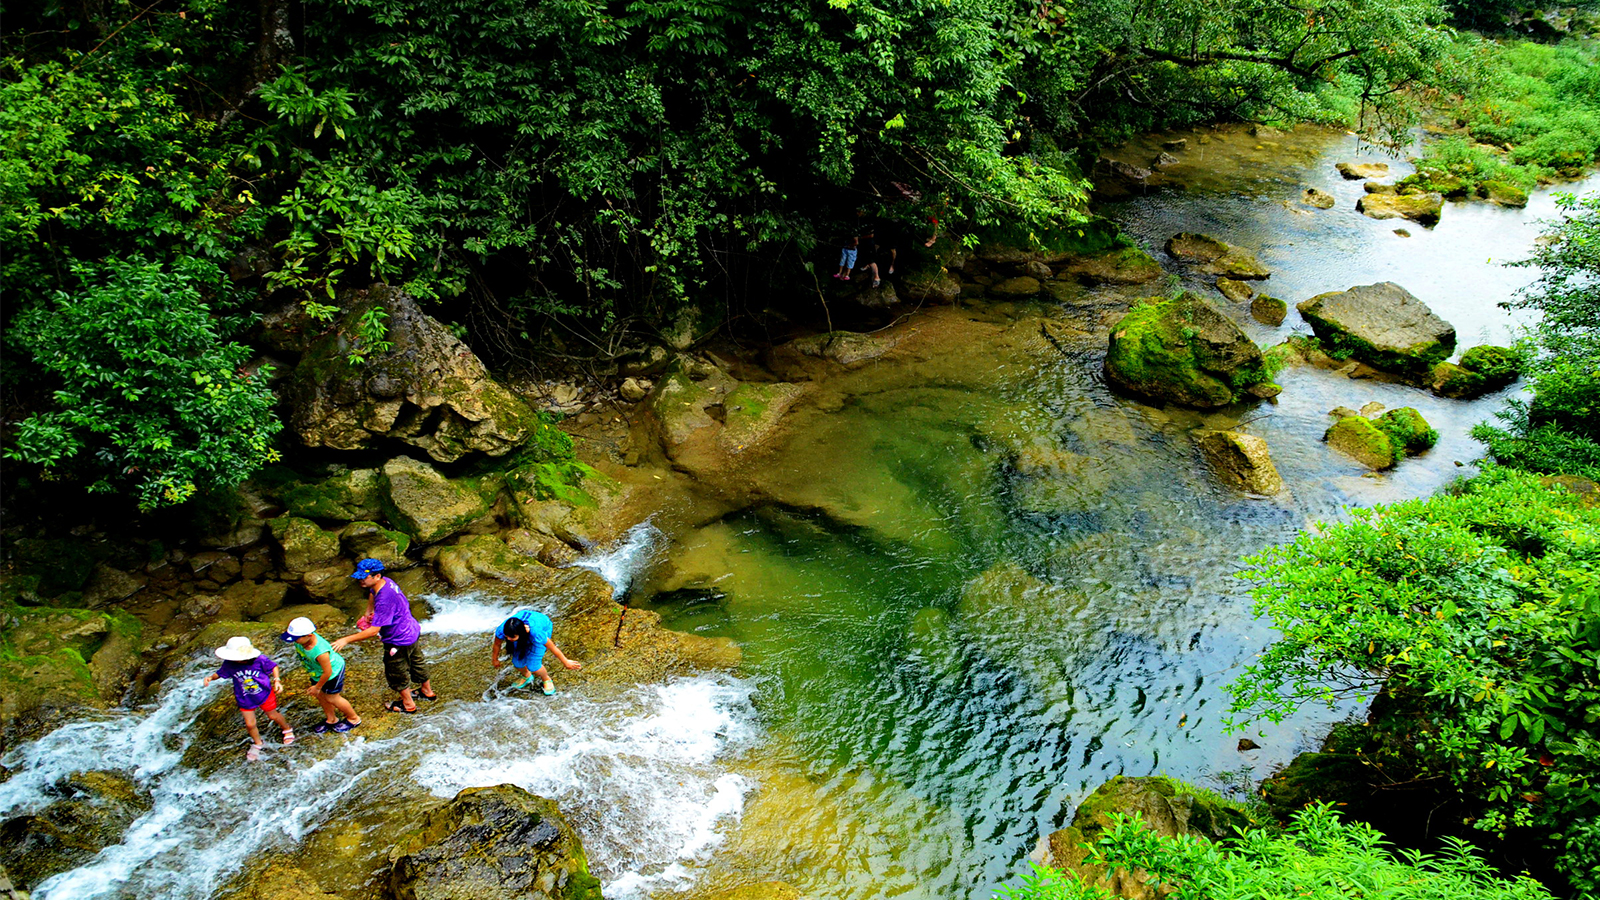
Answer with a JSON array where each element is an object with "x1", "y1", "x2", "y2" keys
[
  {"x1": 384, "y1": 784, "x2": 603, "y2": 900},
  {"x1": 0, "y1": 771, "x2": 152, "y2": 891},
  {"x1": 1297, "y1": 282, "x2": 1456, "y2": 376},
  {"x1": 1195, "y1": 430, "x2": 1283, "y2": 495},
  {"x1": 1357, "y1": 190, "x2": 1443, "y2": 225},
  {"x1": 1164, "y1": 232, "x2": 1270, "y2": 279},
  {"x1": 1104, "y1": 292, "x2": 1272, "y2": 408}
]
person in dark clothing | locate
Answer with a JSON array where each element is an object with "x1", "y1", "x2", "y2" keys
[{"x1": 856, "y1": 228, "x2": 881, "y2": 287}]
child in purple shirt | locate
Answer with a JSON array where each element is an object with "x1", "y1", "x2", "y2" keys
[
  {"x1": 333, "y1": 558, "x2": 436, "y2": 714},
  {"x1": 201, "y1": 636, "x2": 293, "y2": 761}
]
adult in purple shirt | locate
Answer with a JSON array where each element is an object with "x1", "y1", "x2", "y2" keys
[{"x1": 332, "y1": 558, "x2": 437, "y2": 713}]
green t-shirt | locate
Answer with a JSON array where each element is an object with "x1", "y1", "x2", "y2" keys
[{"x1": 294, "y1": 634, "x2": 345, "y2": 682}]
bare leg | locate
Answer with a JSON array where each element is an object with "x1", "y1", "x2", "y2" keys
[
  {"x1": 329, "y1": 694, "x2": 361, "y2": 724},
  {"x1": 316, "y1": 694, "x2": 340, "y2": 724},
  {"x1": 265, "y1": 708, "x2": 292, "y2": 740},
  {"x1": 398, "y1": 687, "x2": 417, "y2": 711},
  {"x1": 241, "y1": 709, "x2": 263, "y2": 747}
]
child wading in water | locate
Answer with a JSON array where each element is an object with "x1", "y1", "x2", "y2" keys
[
  {"x1": 281, "y1": 616, "x2": 363, "y2": 734},
  {"x1": 203, "y1": 636, "x2": 292, "y2": 761},
  {"x1": 491, "y1": 608, "x2": 581, "y2": 695}
]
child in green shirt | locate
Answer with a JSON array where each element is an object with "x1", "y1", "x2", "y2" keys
[{"x1": 280, "y1": 616, "x2": 363, "y2": 733}]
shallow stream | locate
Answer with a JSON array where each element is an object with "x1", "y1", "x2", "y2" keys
[{"x1": 3, "y1": 126, "x2": 1594, "y2": 900}]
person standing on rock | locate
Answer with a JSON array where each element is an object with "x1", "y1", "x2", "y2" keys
[
  {"x1": 281, "y1": 616, "x2": 363, "y2": 733},
  {"x1": 333, "y1": 558, "x2": 438, "y2": 714},
  {"x1": 491, "y1": 607, "x2": 581, "y2": 695},
  {"x1": 202, "y1": 636, "x2": 293, "y2": 762}
]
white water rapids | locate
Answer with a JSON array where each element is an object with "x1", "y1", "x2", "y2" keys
[{"x1": 0, "y1": 523, "x2": 759, "y2": 900}]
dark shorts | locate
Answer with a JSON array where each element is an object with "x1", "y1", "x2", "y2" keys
[
  {"x1": 320, "y1": 669, "x2": 346, "y2": 696},
  {"x1": 383, "y1": 642, "x2": 430, "y2": 691}
]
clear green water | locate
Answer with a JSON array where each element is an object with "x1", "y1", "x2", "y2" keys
[{"x1": 636, "y1": 128, "x2": 1597, "y2": 900}]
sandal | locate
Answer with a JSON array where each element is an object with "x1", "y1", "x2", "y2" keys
[
  {"x1": 281, "y1": 728, "x2": 295, "y2": 746},
  {"x1": 509, "y1": 675, "x2": 535, "y2": 691},
  {"x1": 312, "y1": 722, "x2": 336, "y2": 735},
  {"x1": 541, "y1": 678, "x2": 556, "y2": 696},
  {"x1": 246, "y1": 744, "x2": 262, "y2": 762},
  {"x1": 334, "y1": 719, "x2": 361, "y2": 733},
  {"x1": 383, "y1": 700, "x2": 418, "y2": 714},
  {"x1": 417, "y1": 690, "x2": 439, "y2": 702}
]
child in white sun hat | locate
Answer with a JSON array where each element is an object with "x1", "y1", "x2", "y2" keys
[
  {"x1": 281, "y1": 616, "x2": 363, "y2": 734},
  {"x1": 202, "y1": 635, "x2": 292, "y2": 761}
]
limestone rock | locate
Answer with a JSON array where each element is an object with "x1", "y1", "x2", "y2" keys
[
  {"x1": 0, "y1": 771, "x2": 152, "y2": 892},
  {"x1": 1296, "y1": 282, "x2": 1455, "y2": 375},
  {"x1": 1164, "y1": 233, "x2": 1269, "y2": 279},
  {"x1": 779, "y1": 332, "x2": 898, "y2": 368},
  {"x1": 1430, "y1": 361, "x2": 1489, "y2": 400},
  {"x1": 302, "y1": 564, "x2": 364, "y2": 602},
  {"x1": 1357, "y1": 191, "x2": 1443, "y2": 226},
  {"x1": 1196, "y1": 431, "x2": 1283, "y2": 495},
  {"x1": 1301, "y1": 187, "x2": 1335, "y2": 209},
  {"x1": 1250, "y1": 294, "x2": 1287, "y2": 326},
  {"x1": 282, "y1": 468, "x2": 383, "y2": 521},
  {"x1": 269, "y1": 517, "x2": 344, "y2": 575},
  {"x1": 340, "y1": 521, "x2": 413, "y2": 570},
  {"x1": 79, "y1": 563, "x2": 147, "y2": 609},
  {"x1": 1062, "y1": 246, "x2": 1163, "y2": 285},
  {"x1": 1480, "y1": 180, "x2": 1528, "y2": 208},
  {"x1": 1364, "y1": 181, "x2": 1397, "y2": 194},
  {"x1": 1324, "y1": 416, "x2": 1395, "y2": 470},
  {"x1": 1216, "y1": 277, "x2": 1254, "y2": 303},
  {"x1": 896, "y1": 266, "x2": 961, "y2": 305},
  {"x1": 619, "y1": 377, "x2": 649, "y2": 402},
  {"x1": 850, "y1": 280, "x2": 899, "y2": 309},
  {"x1": 1336, "y1": 161, "x2": 1390, "y2": 180},
  {"x1": 285, "y1": 285, "x2": 537, "y2": 462},
  {"x1": 1374, "y1": 407, "x2": 1437, "y2": 460},
  {"x1": 222, "y1": 580, "x2": 291, "y2": 619},
  {"x1": 1103, "y1": 292, "x2": 1273, "y2": 408},
  {"x1": 258, "y1": 604, "x2": 349, "y2": 632},
  {"x1": 380, "y1": 457, "x2": 492, "y2": 545},
  {"x1": 696, "y1": 884, "x2": 802, "y2": 900},
  {"x1": 434, "y1": 535, "x2": 550, "y2": 590},
  {"x1": 1162, "y1": 138, "x2": 1188, "y2": 151},
  {"x1": 1024, "y1": 260, "x2": 1054, "y2": 280},
  {"x1": 1398, "y1": 171, "x2": 1470, "y2": 198},
  {"x1": 384, "y1": 784, "x2": 603, "y2": 900}
]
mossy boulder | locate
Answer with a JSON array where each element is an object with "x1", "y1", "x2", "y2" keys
[
  {"x1": 0, "y1": 604, "x2": 143, "y2": 734},
  {"x1": 380, "y1": 456, "x2": 491, "y2": 545},
  {"x1": 694, "y1": 884, "x2": 802, "y2": 900},
  {"x1": 1034, "y1": 776, "x2": 1254, "y2": 900},
  {"x1": 1296, "y1": 282, "x2": 1455, "y2": 376},
  {"x1": 1215, "y1": 277, "x2": 1254, "y2": 303},
  {"x1": 0, "y1": 770, "x2": 153, "y2": 891},
  {"x1": 340, "y1": 520, "x2": 413, "y2": 569},
  {"x1": 1301, "y1": 187, "x2": 1336, "y2": 209},
  {"x1": 435, "y1": 534, "x2": 551, "y2": 590},
  {"x1": 1164, "y1": 232, "x2": 1270, "y2": 279},
  {"x1": 268, "y1": 516, "x2": 344, "y2": 575},
  {"x1": 1061, "y1": 245, "x2": 1163, "y2": 285},
  {"x1": 1250, "y1": 294, "x2": 1288, "y2": 326},
  {"x1": 282, "y1": 468, "x2": 383, "y2": 522},
  {"x1": 1374, "y1": 407, "x2": 1437, "y2": 460},
  {"x1": 1196, "y1": 430, "x2": 1283, "y2": 495},
  {"x1": 1325, "y1": 416, "x2": 1395, "y2": 469},
  {"x1": 1430, "y1": 361, "x2": 1489, "y2": 400},
  {"x1": 6, "y1": 536, "x2": 103, "y2": 598},
  {"x1": 1399, "y1": 170, "x2": 1470, "y2": 198},
  {"x1": 1356, "y1": 191, "x2": 1443, "y2": 226},
  {"x1": 1459, "y1": 344, "x2": 1522, "y2": 388},
  {"x1": 384, "y1": 784, "x2": 603, "y2": 900},
  {"x1": 895, "y1": 266, "x2": 961, "y2": 304},
  {"x1": 1336, "y1": 161, "x2": 1390, "y2": 180},
  {"x1": 1479, "y1": 180, "x2": 1528, "y2": 208},
  {"x1": 1103, "y1": 292, "x2": 1273, "y2": 408}
]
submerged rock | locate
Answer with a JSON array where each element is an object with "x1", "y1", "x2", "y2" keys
[
  {"x1": 1325, "y1": 415, "x2": 1395, "y2": 469},
  {"x1": 1195, "y1": 430, "x2": 1283, "y2": 495},
  {"x1": 384, "y1": 784, "x2": 602, "y2": 900},
  {"x1": 1103, "y1": 292, "x2": 1274, "y2": 408},
  {"x1": 1336, "y1": 161, "x2": 1390, "y2": 180},
  {"x1": 285, "y1": 285, "x2": 538, "y2": 462},
  {"x1": 1480, "y1": 180, "x2": 1528, "y2": 208},
  {"x1": 1061, "y1": 246, "x2": 1163, "y2": 285},
  {"x1": 1250, "y1": 294, "x2": 1287, "y2": 326},
  {"x1": 694, "y1": 885, "x2": 803, "y2": 900},
  {"x1": 1301, "y1": 187, "x2": 1335, "y2": 209},
  {"x1": 0, "y1": 771, "x2": 153, "y2": 892},
  {"x1": 1296, "y1": 282, "x2": 1456, "y2": 376},
  {"x1": 1215, "y1": 277, "x2": 1253, "y2": 303},
  {"x1": 989, "y1": 275, "x2": 1043, "y2": 297},
  {"x1": 1164, "y1": 233, "x2": 1270, "y2": 279},
  {"x1": 1357, "y1": 191, "x2": 1443, "y2": 226}
]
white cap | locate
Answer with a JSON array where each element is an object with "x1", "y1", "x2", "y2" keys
[{"x1": 283, "y1": 617, "x2": 316, "y2": 638}]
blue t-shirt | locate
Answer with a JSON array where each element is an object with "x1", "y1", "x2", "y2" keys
[
  {"x1": 370, "y1": 578, "x2": 421, "y2": 647},
  {"x1": 215, "y1": 655, "x2": 276, "y2": 708},
  {"x1": 495, "y1": 609, "x2": 552, "y2": 664}
]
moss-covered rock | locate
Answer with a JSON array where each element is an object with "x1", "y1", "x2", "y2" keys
[
  {"x1": 1357, "y1": 191, "x2": 1443, "y2": 226},
  {"x1": 1398, "y1": 170, "x2": 1470, "y2": 198},
  {"x1": 1336, "y1": 161, "x2": 1390, "y2": 180},
  {"x1": 1458, "y1": 344, "x2": 1522, "y2": 388},
  {"x1": 281, "y1": 468, "x2": 383, "y2": 522},
  {"x1": 0, "y1": 604, "x2": 143, "y2": 734},
  {"x1": 268, "y1": 516, "x2": 344, "y2": 575},
  {"x1": 0, "y1": 770, "x2": 153, "y2": 891},
  {"x1": 340, "y1": 521, "x2": 413, "y2": 569},
  {"x1": 1250, "y1": 294, "x2": 1288, "y2": 326},
  {"x1": 1061, "y1": 245, "x2": 1163, "y2": 285},
  {"x1": 1374, "y1": 407, "x2": 1437, "y2": 460},
  {"x1": 1164, "y1": 232, "x2": 1270, "y2": 279},
  {"x1": 1296, "y1": 282, "x2": 1455, "y2": 376},
  {"x1": 1215, "y1": 277, "x2": 1254, "y2": 303},
  {"x1": 1324, "y1": 416, "x2": 1395, "y2": 470},
  {"x1": 693, "y1": 883, "x2": 802, "y2": 900},
  {"x1": 1103, "y1": 292, "x2": 1272, "y2": 408},
  {"x1": 1479, "y1": 180, "x2": 1528, "y2": 208},
  {"x1": 1430, "y1": 361, "x2": 1489, "y2": 400},
  {"x1": 1301, "y1": 187, "x2": 1336, "y2": 209},
  {"x1": 380, "y1": 456, "x2": 491, "y2": 545},
  {"x1": 384, "y1": 784, "x2": 603, "y2": 900}
]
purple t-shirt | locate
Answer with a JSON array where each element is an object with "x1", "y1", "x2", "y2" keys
[
  {"x1": 370, "y1": 577, "x2": 421, "y2": 647},
  {"x1": 215, "y1": 655, "x2": 276, "y2": 709}
]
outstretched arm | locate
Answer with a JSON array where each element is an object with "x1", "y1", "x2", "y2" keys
[
  {"x1": 546, "y1": 639, "x2": 582, "y2": 671},
  {"x1": 491, "y1": 636, "x2": 505, "y2": 668}
]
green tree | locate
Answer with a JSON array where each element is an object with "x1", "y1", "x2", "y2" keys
[{"x1": 6, "y1": 258, "x2": 283, "y2": 509}]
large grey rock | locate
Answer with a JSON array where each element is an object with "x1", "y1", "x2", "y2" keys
[
  {"x1": 1357, "y1": 191, "x2": 1443, "y2": 226},
  {"x1": 1061, "y1": 246, "x2": 1163, "y2": 285},
  {"x1": 380, "y1": 457, "x2": 491, "y2": 545},
  {"x1": 1296, "y1": 282, "x2": 1455, "y2": 375},
  {"x1": 268, "y1": 517, "x2": 343, "y2": 575},
  {"x1": 1336, "y1": 161, "x2": 1390, "y2": 180},
  {"x1": 384, "y1": 784, "x2": 602, "y2": 900},
  {"x1": 285, "y1": 285, "x2": 538, "y2": 462},
  {"x1": 282, "y1": 468, "x2": 383, "y2": 521}
]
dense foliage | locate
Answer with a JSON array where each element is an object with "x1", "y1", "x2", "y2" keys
[
  {"x1": 1229, "y1": 469, "x2": 1600, "y2": 894},
  {"x1": 996, "y1": 806, "x2": 1554, "y2": 900},
  {"x1": 0, "y1": 0, "x2": 1466, "y2": 505},
  {"x1": 1476, "y1": 192, "x2": 1600, "y2": 478},
  {"x1": 1415, "y1": 40, "x2": 1600, "y2": 193}
]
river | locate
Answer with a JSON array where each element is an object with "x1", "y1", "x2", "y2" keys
[{"x1": 3, "y1": 124, "x2": 1593, "y2": 900}]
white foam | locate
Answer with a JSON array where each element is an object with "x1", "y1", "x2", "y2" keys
[
  {"x1": 419, "y1": 593, "x2": 545, "y2": 635},
  {"x1": 572, "y1": 520, "x2": 661, "y2": 596}
]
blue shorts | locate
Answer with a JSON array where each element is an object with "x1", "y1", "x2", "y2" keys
[
  {"x1": 510, "y1": 641, "x2": 547, "y2": 672},
  {"x1": 839, "y1": 248, "x2": 857, "y2": 268},
  {"x1": 320, "y1": 669, "x2": 346, "y2": 695}
]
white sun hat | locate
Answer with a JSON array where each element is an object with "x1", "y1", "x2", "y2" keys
[
  {"x1": 215, "y1": 636, "x2": 262, "y2": 661},
  {"x1": 280, "y1": 617, "x2": 317, "y2": 642}
]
